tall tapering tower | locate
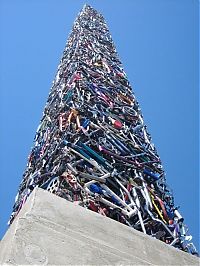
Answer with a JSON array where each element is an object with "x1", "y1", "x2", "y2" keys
[{"x1": 9, "y1": 4, "x2": 197, "y2": 255}]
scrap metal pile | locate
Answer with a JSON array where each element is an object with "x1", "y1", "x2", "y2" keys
[{"x1": 10, "y1": 5, "x2": 198, "y2": 255}]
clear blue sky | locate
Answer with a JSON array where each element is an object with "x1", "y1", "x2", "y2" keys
[{"x1": 0, "y1": 0, "x2": 199, "y2": 249}]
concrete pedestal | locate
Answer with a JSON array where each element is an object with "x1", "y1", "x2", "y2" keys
[{"x1": 0, "y1": 188, "x2": 199, "y2": 265}]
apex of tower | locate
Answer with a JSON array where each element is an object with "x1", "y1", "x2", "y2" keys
[
  {"x1": 82, "y1": 4, "x2": 95, "y2": 12},
  {"x1": 81, "y1": 4, "x2": 100, "y2": 15},
  {"x1": 83, "y1": 3, "x2": 92, "y2": 9}
]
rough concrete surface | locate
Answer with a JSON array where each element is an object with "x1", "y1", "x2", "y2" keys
[{"x1": 0, "y1": 188, "x2": 199, "y2": 265}]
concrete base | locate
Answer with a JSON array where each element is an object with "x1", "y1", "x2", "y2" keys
[{"x1": 0, "y1": 188, "x2": 199, "y2": 265}]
